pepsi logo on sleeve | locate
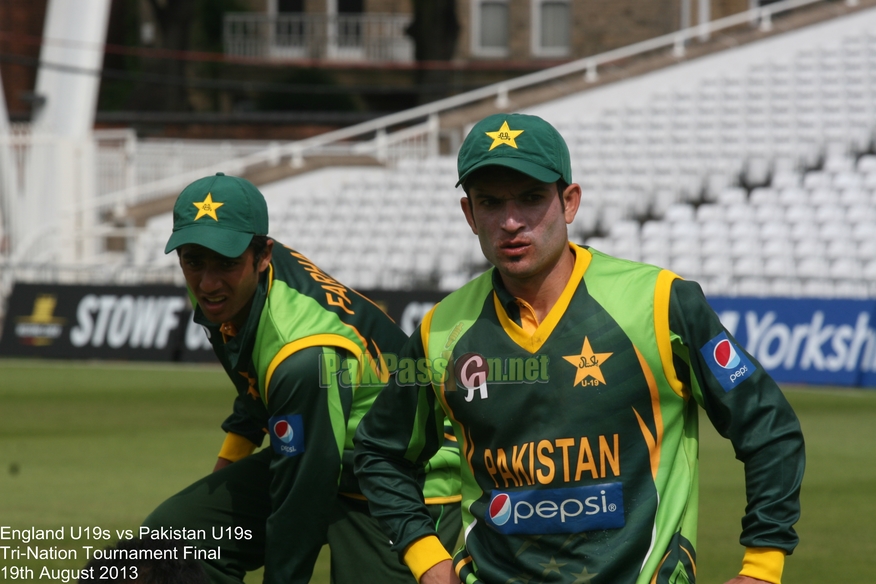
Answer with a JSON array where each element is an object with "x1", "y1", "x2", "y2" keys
[
  {"x1": 268, "y1": 414, "x2": 305, "y2": 457},
  {"x1": 700, "y1": 332, "x2": 755, "y2": 392}
]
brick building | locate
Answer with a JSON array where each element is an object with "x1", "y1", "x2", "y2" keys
[
  {"x1": 227, "y1": 0, "x2": 753, "y2": 64},
  {"x1": 0, "y1": 0, "x2": 49, "y2": 120}
]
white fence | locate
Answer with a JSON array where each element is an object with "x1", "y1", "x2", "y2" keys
[
  {"x1": 94, "y1": 131, "x2": 276, "y2": 209},
  {"x1": 224, "y1": 12, "x2": 414, "y2": 62}
]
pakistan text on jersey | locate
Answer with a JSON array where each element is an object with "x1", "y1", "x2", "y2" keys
[
  {"x1": 483, "y1": 434, "x2": 620, "y2": 489},
  {"x1": 318, "y1": 353, "x2": 551, "y2": 389}
]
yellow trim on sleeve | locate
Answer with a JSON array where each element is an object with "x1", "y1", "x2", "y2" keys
[
  {"x1": 454, "y1": 555, "x2": 473, "y2": 576},
  {"x1": 264, "y1": 333, "x2": 363, "y2": 402},
  {"x1": 403, "y1": 535, "x2": 452, "y2": 582},
  {"x1": 217, "y1": 432, "x2": 257, "y2": 462},
  {"x1": 338, "y1": 492, "x2": 368, "y2": 501},
  {"x1": 654, "y1": 269, "x2": 686, "y2": 398},
  {"x1": 423, "y1": 494, "x2": 463, "y2": 505},
  {"x1": 740, "y1": 547, "x2": 786, "y2": 584},
  {"x1": 420, "y1": 303, "x2": 438, "y2": 367},
  {"x1": 266, "y1": 262, "x2": 274, "y2": 294}
]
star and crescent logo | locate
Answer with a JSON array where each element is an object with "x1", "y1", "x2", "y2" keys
[
  {"x1": 563, "y1": 337, "x2": 613, "y2": 387},
  {"x1": 485, "y1": 120, "x2": 524, "y2": 151},
  {"x1": 193, "y1": 193, "x2": 224, "y2": 221}
]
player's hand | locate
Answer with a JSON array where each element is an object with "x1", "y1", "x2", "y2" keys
[
  {"x1": 213, "y1": 457, "x2": 233, "y2": 472},
  {"x1": 419, "y1": 560, "x2": 461, "y2": 584},
  {"x1": 723, "y1": 577, "x2": 773, "y2": 584}
]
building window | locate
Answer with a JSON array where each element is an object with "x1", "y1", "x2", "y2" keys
[
  {"x1": 277, "y1": 0, "x2": 303, "y2": 12},
  {"x1": 533, "y1": 0, "x2": 570, "y2": 57},
  {"x1": 337, "y1": 0, "x2": 364, "y2": 50},
  {"x1": 473, "y1": 0, "x2": 509, "y2": 57}
]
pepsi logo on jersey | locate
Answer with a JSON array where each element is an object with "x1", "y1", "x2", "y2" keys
[
  {"x1": 700, "y1": 331, "x2": 755, "y2": 392},
  {"x1": 268, "y1": 414, "x2": 305, "y2": 457},
  {"x1": 485, "y1": 483, "x2": 625, "y2": 535}
]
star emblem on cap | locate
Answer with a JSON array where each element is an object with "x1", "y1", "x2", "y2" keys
[
  {"x1": 192, "y1": 193, "x2": 224, "y2": 221},
  {"x1": 485, "y1": 121, "x2": 524, "y2": 151},
  {"x1": 563, "y1": 337, "x2": 613, "y2": 387}
]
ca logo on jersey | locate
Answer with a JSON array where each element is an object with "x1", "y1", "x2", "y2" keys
[
  {"x1": 455, "y1": 352, "x2": 489, "y2": 401},
  {"x1": 562, "y1": 336, "x2": 613, "y2": 388}
]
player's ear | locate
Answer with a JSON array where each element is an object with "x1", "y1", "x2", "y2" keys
[
  {"x1": 562, "y1": 183, "x2": 581, "y2": 226},
  {"x1": 258, "y1": 239, "x2": 274, "y2": 272},
  {"x1": 461, "y1": 196, "x2": 478, "y2": 234}
]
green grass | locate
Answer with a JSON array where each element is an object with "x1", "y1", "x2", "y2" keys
[{"x1": 1, "y1": 358, "x2": 874, "y2": 583}]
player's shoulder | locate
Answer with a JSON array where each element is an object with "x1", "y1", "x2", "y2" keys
[{"x1": 432, "y1": 270, "x2": 494, "y2": 312}]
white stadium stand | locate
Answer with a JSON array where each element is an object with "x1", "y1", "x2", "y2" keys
[
  {"x1": 181, "y1": 3, "x2": 876, "y2": 297},
  {"x1": 4, "y1": 1, "x2": 876, "y2": 309}
]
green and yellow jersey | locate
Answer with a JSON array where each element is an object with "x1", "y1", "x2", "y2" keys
[
  {"x1": 194, "y1": 241, "x2": 458, "y2": 582},
  {"x1": 354, "y1": 243, "x2": 804, "y2": 584}
]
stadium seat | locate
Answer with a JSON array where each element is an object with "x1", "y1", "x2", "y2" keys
[
  {"x1": 702, "y1": 256, "x2": 733, "y2": 277},
  {"x1": 670, "y1": 254, "x2": 702, "y2": 279},
  {"x1": 755, "y1": 205, "x2": 785, "y2": 223},
  {"x1": 856, "y1": 154, "x2": 876, "y2": 173},
  {"x1": 803, "y1": 171, "x2": 832, "y2": 190},
  {"x1": 801, "y1": 279, "x2": 835, "y2": 298},
  {"x1": 734, "y1": 256, "x2": 765, "y2": 277},
  {"x1": 778, "y1": 187, "x2": 807, "y2": 206},
  {"x1": 786, "y1": 204, "x2": 817, "y2": 224},
  {"x1": 750, "y1": 187, "x2": 780, "y2": 206},
  {"x1": 797, "y1": 256, "x2": 830, "y2": 278},
  {"x1": 764, "y1": 256, "x2": 796, "y2": 278},
  {"x1": 829, "y1": 258, "x2": 863, "y2": 280},
  {"x1": 768, "y1": 278, "x2": 799, "y2": 297},
  {"x1": 825, "y1": 239, "x2": 857, "y2": 259},
  {"x1": 833, "y1": 280, "x2": 869, "y2": 298},
  {"x1": 737, "y1": 277, "x2": 769, "y2": 296}
]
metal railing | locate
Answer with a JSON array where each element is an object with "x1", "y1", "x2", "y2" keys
[
  {"x1": 224, "y1": 12, "x2": 414, "y2": 62},
  {"x1": 94, "y1": 131, "x2": 276, "y2": 209}
]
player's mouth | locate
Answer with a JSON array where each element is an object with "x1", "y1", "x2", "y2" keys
[
  {"x1": 499, "y1": 239, "x2": 530, "y2": 258},
  {"x1": 199, "y1": 295, "x2": 229, "y2": 315}
]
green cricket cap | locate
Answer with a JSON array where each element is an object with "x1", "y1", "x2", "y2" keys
[
  {"x1": 456, "y1": 113, "x2": 572, "y2": 187},
  {"x1": 165, "y1": 173, "x2": 269, "y2": 258}
]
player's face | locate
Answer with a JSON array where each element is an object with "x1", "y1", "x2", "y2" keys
[
  {"x1": 461, "y1": 167, "x2": 580, "y2": 291},
  {"x1": 178, "y1": 241, "x2": 273, "y2": 328}
]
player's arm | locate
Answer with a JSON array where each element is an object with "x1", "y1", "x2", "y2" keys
[
  {"x1": 260, "y1": 346, "x2": 346, "y2": 584},
  {"x1": 215, "y1": 395, "x2": 265, "y2": 470},
  {"x1": 668, "y1": 279, "x2": 805, "y2": 584},
  {"x1": 353, "y1": 330, "x2": 451, "y2": 582}
]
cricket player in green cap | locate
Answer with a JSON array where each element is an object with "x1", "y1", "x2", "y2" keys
[
  {"x1": 145, "y1": 173, "x2": 461, "y2": 584},
  {"x1": 353, "y1": 113, "x2": 805, "y2": 584}
]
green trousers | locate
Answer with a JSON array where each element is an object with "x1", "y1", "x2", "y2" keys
[{"x1": 143, "y1": 449, "x2": 461, "y2": 584}]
